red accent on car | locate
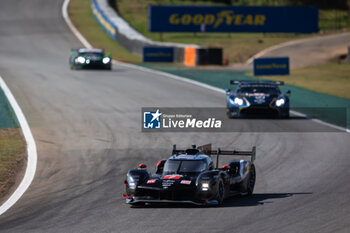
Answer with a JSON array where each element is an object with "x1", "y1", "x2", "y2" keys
[
  {"x1": 123, "y1": 193, "x2": 132, "y2": 198},
  {"x1": 163, "y1": 175, "x2": 182, "y2": 179},
  {"x1": 147, "y1": 179, "x2": 156, "y2": 184},
  {"x1": 124, "y1": 180, "x2": 128, "y2": 186},
  {"x1": 139, "y1": 163, "x2": 147, "y2": 168},
  {"x1": 221, "y1": 165, "x2": 229, "y2": 170},
  {"x1": 156, "y1": 160, "x2": 162, "y2": 167},
  {"x1": 202, "y1": 195, "x2": 215, "y2": 201}
]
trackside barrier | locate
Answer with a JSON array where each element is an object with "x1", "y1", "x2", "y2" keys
[
  {"x1": 184, "y1": 47, "x2": 196, "y2": 67},
  {"x1": 253, "y1": 57, "x2": 290, "y2": 75},
  {"x1": 143, "y1": 47, "x2": 175, "y2": 62},
  {"x1": 91, "y1": 0, "x2": 117, "y2": 39},
  {"x1": 196, "y1": 48, "x2": 223, "y2": 65},
  {"x1": 91, "y1": 0, "x2": 223, "y2": 66},
  {"x1": 91, "y1": 0, "x2": 188, "y2": 62}
]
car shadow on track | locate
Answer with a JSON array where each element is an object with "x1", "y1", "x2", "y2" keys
[
  {"x1": 221, "y1": 192, "x2": 312, "y2": 208},
  {"x1": 71, "y1": 68, "x2": 128, "y2": 73},
  {"x1": 130, "y1": 192, "x2": 312, "y2": 209}
]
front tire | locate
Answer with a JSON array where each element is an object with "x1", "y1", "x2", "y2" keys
[{"x1": 105, "y1": 64, "x2": 112, "y2": 70}]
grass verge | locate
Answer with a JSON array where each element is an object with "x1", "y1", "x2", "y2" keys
[
  {"x1": 68, "y1": 0, "x2": 142, "y2": 63},
  {"x1": 0, "y1": 128, "x2": 26, "y2": 200},
  {"x1": 252, "y1": 62, "x2": 350, "y2": 99}
]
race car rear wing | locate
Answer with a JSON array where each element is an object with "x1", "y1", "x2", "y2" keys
[
  {"x1": 230, "y1": 80, "x2": 284, "y2": 85},
  {"x1": 212, "y1": 147, "x2": 256, "y2": 168},
  {"x1": 172, "y1": 144, "x2": 256, "y2": 168}
]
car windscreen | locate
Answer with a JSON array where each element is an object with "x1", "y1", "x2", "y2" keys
[
  {"x1": 79, "y1": 52, "x2": 104, "y2": 57},
  {"x1": 163, "y1": 160, "x2": 207, "y2": 175},
  {"x1": 237, "y1": 86, "x2": 280, "y2": 95}
]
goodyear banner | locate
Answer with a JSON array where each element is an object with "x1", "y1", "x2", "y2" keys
[
  {"x1": 254, "y1": 57, "x2": 290, "y2": 75},
  {"x1": 143, "y1": 47, "x2": 174, "y2": 62},
  {"x1": 149, "y1": 6, "x2": 318, "y2": 33}
]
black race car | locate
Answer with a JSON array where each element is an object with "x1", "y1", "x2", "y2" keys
[
  {"x1": 123, "y1": 144, "x2": 256, "y2": 206},
  {"x1": 226, "y1": 80, "x2": 291, "y2": 118},
  {"x1": 69, "y1": 48, "x2": 111, "y2": 70}
]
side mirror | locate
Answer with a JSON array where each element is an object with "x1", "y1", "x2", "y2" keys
[
  {"x1": 139, "y1": 163, "x2": 147, "y2": 169},
  {"x1": 106, "y1": 52, "x2": 111, "y2": 57},
  {"x1": 225, "y1": 88, "x2": 231, "y2": 93},
  {"x1": 286, "y1": 90, "x2": 291, "y2": 95},
  {"x1": 70, "y1": 51, "x2": 75, "y2": 56}
]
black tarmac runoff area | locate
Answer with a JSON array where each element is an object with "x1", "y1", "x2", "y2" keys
[{"x1": 0, "y1": 0, "x2": 349, "y2": 232}]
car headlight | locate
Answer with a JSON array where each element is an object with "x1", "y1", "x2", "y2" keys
[
  {"x1": 230, "y1": 97, "x2": 244, "y2": 106},
  {"x1": 202, "y1": 183, "x2": 209, "y2": 191},
  {"x1": 102, "y1": 57, "x2": 111, "y2": 64},
  {"x1": 234, "y1": 97, "x2": 244, "y2": 105},
  {"x1": 276, "y1": 98, "x2": 285, "y2": 107},
  {"x1": 76, "y1": 56, "x2": 85, "y2": 64},
  {"x1": 127, "y1": 176, "x2": 136, "y2": 189}
]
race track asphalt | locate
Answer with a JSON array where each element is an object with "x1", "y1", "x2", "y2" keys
[
  {"x1": 258, "y1": 32, "x2": 350, "y2": 68},
  {"x1": 0, "y1": 1, "x2": 349, "y2": 232}
]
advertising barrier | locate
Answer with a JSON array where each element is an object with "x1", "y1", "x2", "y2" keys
[
  {"x1": 143, "y1": 47, "x2": 174, "y2": 62},
  {"x1": 149, "y1": 6, "x2": 318, "y2": 33},
  {"x1": 254, "y1": 57, "x2": 290, "y2": 76},
  {"x1": 196, "y1": 48, "x2": 222, "y2": 65}
]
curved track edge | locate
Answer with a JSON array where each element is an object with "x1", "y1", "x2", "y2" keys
[{"x1": 0, "y1": 76, "x2": 38, "y2": 215}]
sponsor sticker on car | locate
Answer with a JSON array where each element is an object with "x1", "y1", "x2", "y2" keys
[
  {"x1": 147, "y1": 179, "x2": 156, "y2": 184},
  {"x1": 180, "y1": 180, "x2": 191, "y2": 185},
  {"x1": 163, "y1": 175, "x2": 182, "y2": 179}
]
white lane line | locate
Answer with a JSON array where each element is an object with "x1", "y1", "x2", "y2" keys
[
  {"x1": 62, "y1": 0, "x2": 92, "y2": 49},
  {"x1": 62, "y1": 0, "x2": 350, "y2": 133},
  {"x1": 0, "y1": 76, "x2": 38, "y2": 215}
]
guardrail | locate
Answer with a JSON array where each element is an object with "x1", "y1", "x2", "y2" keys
[
  {"x1": 91, "y1": 0, "x2": 187, "y2": 62},
  {"x1": 91, "y1": 0, "x2": 117, "y2": 40}
]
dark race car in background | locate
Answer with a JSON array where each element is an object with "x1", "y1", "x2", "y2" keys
[
  {"x1": 225, "y1": 80, "x2": 291, "y2": 118},
  {"x1": 69, "y1": 48, "x2": 111, "y2": 70},
  {"x1": 123, "y1": 144, "x2": 256, "y2": 207}
]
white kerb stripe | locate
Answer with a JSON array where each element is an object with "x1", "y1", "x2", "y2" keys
[{"x1": 0, "y1": 76, "x2": 37, "y2": 215}]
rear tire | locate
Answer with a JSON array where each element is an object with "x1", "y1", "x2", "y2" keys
[
  {"x1": 215, "y1": 179, "x2": 225, "y2": 206},
  {"x1": 247, "y1": 165, "x2": 256, "y2": 196}
]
